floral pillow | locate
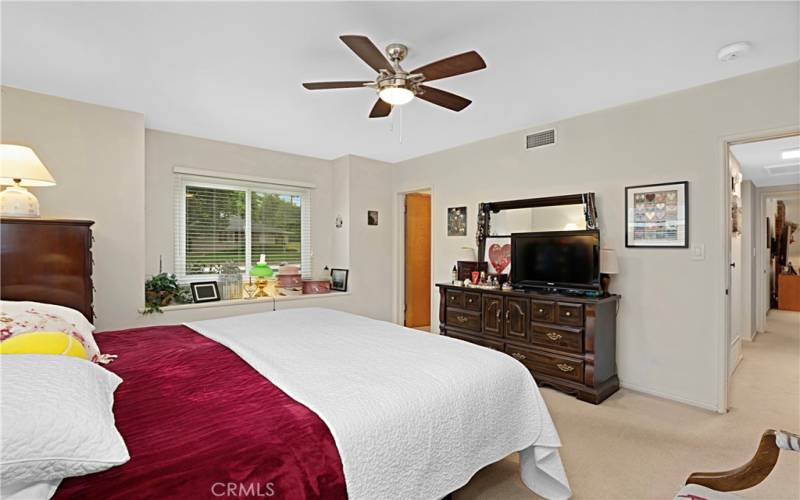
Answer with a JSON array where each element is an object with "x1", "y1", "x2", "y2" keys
[{"x1": 0, "y1": 301, "x2": 106, "y2": 363}]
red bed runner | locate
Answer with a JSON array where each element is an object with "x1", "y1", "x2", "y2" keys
[{"x1": 55, "y1": 325, "x2": 346, "y2": 500}]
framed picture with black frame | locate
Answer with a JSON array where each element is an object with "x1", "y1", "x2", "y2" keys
[
  {"x1": 330, "y1": 268, "x2": 349, "y2": 292},
  {"x1": 190, "y1": 281, "x2": 221, "y2": 303},
  {"x1": 625, "y1": 181, "x2": 689, "y2": 248}
]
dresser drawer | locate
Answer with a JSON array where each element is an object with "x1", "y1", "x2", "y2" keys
[
  {"x1": 531, "y1": 300, "x2": 555, "y2": 323},
  {"x1": 463, "y1": 292, "x2": 481, "y2": 311},
  {"x1": 447, "y1": 331, "x2": 503, "y2": 352},
  {"x1": 556, "y1": 302, "x2": 584, "y2": 327},
  {"x1": 530, "y1": 323, "x2": 583, "y2": 354},
  {"x1": 445, "y1": 290, "x2": 465, "y2": 308},
  {"x1": 505, "y1": 345, "x2": 584, "y2": 383},
  {"x1": 446, "y1": 308, "x2": 481, "y2": 332}
]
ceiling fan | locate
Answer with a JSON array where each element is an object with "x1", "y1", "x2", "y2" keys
[{"x1": 302, "y1": 35, "x2": 486, "y2": 118}]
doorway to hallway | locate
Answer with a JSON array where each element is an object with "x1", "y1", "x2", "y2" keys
[{"x1": 404, "y1": 192, "x2": 431, "y2": 329}]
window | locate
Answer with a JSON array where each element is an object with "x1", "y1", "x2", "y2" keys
[{"x1": 175, "y1": 174, "x2": 311, "y2": 281}]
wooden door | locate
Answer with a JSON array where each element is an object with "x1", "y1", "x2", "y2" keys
[
  {"x1": 505, "y1": 297, "x2": 529, "y2": 342},
  {"x1": 482, "y1": 294, "x2": 504, "y2": 337},
  {"x1": 405, "y1": 193, "x2": 431, "y2": 327}
]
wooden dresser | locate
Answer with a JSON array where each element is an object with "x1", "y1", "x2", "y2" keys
[
  {"x1": 1, "y1": 218, "x2": 95, "y2": 323},
  {"x1": 437, "y1": 283, "x2": 619, "y2": 404}
]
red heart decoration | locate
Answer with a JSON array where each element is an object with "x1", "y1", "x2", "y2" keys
[{"x1": 489, "y1": 243, "x2": 511, "y2": 274}]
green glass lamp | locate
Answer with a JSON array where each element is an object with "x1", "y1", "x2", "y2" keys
[{"x1": 248, "y1": 254, "x2": 273, "y2": 298}]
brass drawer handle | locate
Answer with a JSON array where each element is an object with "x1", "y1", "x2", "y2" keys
[
  {"x1": 556, "y1": 363, "x2": 575, "y2": 372},
  {"x1": 511, "y1": 352, "x2": 526, "y2": 361},
  {"x1": 467, "y1": 298, "x2": 473, "y2": 304},
  {"x1": 450, "y1": 296, "x2": 456, "y2": 301},
  {"x1": 538, "y1": 308, "x2": 544, "y2": 313},
  {"x1": 564, "y1": 311, "x2": 572, "y2": 317},
  {"x1": 546, "y1": 332, "x2": 562, "y2": 341},
  {"x1": 456, "y1": 315, "x2": 469, "y2": 323}
]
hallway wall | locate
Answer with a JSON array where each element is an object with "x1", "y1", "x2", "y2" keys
[
  {"x1": 730, "y1": 154, "x2": 743, "y2": 373},
  {"x1": 741, "y1": 180, "x2": 756, "y2": 340}
]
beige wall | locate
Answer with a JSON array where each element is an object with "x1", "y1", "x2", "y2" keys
[
  {"x1": 393, "y1": 63, "x2": 800, "y2": 410},
  {"x1": 0, "y1": 93, "x2": 397, "y2": 330},
  {"x1": 141, "y1": 136, "x2": 395, "y2": 326},
  {"x1": 145, "y1": 129, "x2": 335, "y2": 279},
  {"x1": 4, "y1": 63, "x2": 799, "y2": 411},
  {"x1": 1, "y1": 86, "x2": 146, "y2": 330},
  {"x1": 347, "y1": 155, "x2": 395, "y2": 321}
]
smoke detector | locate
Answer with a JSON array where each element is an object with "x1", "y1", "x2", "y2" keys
[{"x1": 718, "y1": 42, "x2": 751, "y2": 62}]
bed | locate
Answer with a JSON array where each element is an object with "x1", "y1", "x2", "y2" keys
[{"x1": 3, "y1": 305, "x2": 571, "y2": 500}]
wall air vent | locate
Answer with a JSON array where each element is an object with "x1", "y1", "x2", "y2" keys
[{"x1": 525, "y1": 128, "x2": 556, "y2": 150}]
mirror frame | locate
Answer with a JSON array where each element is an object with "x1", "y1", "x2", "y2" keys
[{"x1": 476, "y1": 193, "x2": 598, "y2": 264}]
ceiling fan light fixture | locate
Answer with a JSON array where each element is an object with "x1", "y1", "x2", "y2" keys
[{"x1": 379, "y1": 86, "x2": 414, "y2": 106}]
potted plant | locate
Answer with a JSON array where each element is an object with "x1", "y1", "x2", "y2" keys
[{"x1": 143, "y1": 273, "x2": 192, "y2": 314}]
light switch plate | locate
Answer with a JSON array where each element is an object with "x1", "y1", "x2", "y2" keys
[{"x1": 691, "y1": 244, "x2": 705, "y2": 261}]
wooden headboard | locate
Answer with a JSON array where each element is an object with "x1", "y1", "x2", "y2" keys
[{"x1": 1, "y1": 218, "x2": 95, "y2": 323}]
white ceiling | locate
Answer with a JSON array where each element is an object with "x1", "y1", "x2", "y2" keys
[
  {"x1": 732, "y1": 135, "x2": 800, "y2": 187},
  {"x1": 2, "y1": 2, "x2": 798, "y2": 163}
]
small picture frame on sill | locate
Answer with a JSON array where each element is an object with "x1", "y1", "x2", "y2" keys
[
  {"x1": 330, "y1": 268, "x2": 349, "y2": 292},
  {"x1": 190, "y1": 281, "x2": 221, "y2": 303}
]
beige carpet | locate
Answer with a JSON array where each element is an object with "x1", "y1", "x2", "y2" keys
[{"x1": 455, "y1": 310, "x2": 800, "y2": 499}]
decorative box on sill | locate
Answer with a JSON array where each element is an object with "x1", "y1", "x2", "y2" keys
[
  {"x1": 302, "y1": 280, "x2": 331, "y2": 294},
  {"x1": 276, "y1": 264, "x2": 303, "y2": 296}
]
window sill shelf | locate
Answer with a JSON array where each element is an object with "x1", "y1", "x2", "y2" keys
[{"x1": 152, "y1": 291, "x2": 351, "y2": 313}]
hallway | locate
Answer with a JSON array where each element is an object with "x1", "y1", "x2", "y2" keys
[{"x1": 730, "y1": 309, "x2": 800, "y2": 429}]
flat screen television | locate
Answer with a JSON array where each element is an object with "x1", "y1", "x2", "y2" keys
[{"x1": 510, "y1": 230, "x2": 600, "y2": 290}]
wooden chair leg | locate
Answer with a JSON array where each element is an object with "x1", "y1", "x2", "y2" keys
[{"x1": 685, "y1": 429, "x2": 780, "y2": 492}]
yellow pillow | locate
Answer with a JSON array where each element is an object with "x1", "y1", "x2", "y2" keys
[{"x1": 0, "y1": 331, "x2": 89, "y2": 359}]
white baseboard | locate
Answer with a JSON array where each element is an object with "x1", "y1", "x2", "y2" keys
[{"x1": 619, "y1": 381, "x2": 720, "y2": 413}]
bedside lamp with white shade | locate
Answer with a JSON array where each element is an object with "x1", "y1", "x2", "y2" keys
[
  {"x1": 0, "y1": 145, "x2": 56, "y2": 217},
  {"x1": 599, "y1": 248, "x2": 619, "y2": 296},
  {"x1": 457, "y1": 246, "x2": 477, "y2": 262}
]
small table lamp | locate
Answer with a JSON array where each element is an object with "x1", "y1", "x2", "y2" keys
[
  {"x1": 0, "y1": 145, "x2": 56, "y2": 217},
  {"x1": 600, "y1": 248, "x2": 619, "y2": 296},
  {"x1": 458, "y1": 247, "x2": 477, "y2": 262},
  {"x1": 248, "y1": 254, "x2": 274, "y2": 298}
]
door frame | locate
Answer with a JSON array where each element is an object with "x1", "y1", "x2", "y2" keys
[
  {"x1": 720, "y1": 128, "x2": 799, "y2": 412},
  {"x1": 394, "y1": 186, "x2": 435, "y2": 328},
  {"x1": 755, "y1": 183, "x2": 800, "y2": 331}
]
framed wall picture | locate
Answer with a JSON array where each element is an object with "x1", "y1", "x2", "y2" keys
[
  {"x1": 330, "y1": 268, "x2": 349, "y2": 291},
  {"x1": 367, "y1": 210, "x2": 379, "y2": 226},
  {"x1": 483, "y1": 237, "x2": 511, "y2": 275},
  {"x1": 625, "y1": 181, "x2": 689, "y2": 248},
  {"x1": 190, "y1": 281, "x2": 221, "y2": 303},
  {"x1": 447, "y1": 206, "x2": 467, "y2": 236}
]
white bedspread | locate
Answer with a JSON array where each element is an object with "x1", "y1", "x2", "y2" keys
[{"x1": 187, "y1": 308, "x2": 571, "y2": 500}]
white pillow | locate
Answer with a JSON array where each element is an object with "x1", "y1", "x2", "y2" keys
[
  {"x1": 0, "y1": 300, "x2": 102, "y2": 362},
  {"x1": 0, "y1": 355, "x2": 129, "y2": 499}
]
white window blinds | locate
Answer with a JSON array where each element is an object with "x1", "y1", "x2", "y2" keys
[{"x1": 175, "y1": 174, "x2": 312, "y2": 281}]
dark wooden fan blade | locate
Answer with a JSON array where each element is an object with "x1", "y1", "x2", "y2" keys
[
  {"x1": 412, "y1": 51, "x2": 486, "y2": 82},
  {"x1": 417, "y1": 86, "x2": 472, "y2": 112},
  {"x1": 340, "y1": 35, "x2": 394, "y2": 73},
  {"x1": 369, "y1": 98, "x2": 392, "y2": 118},
  {"x1": 302, "y1": 81, "x2": 371, "y2": 90}
]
